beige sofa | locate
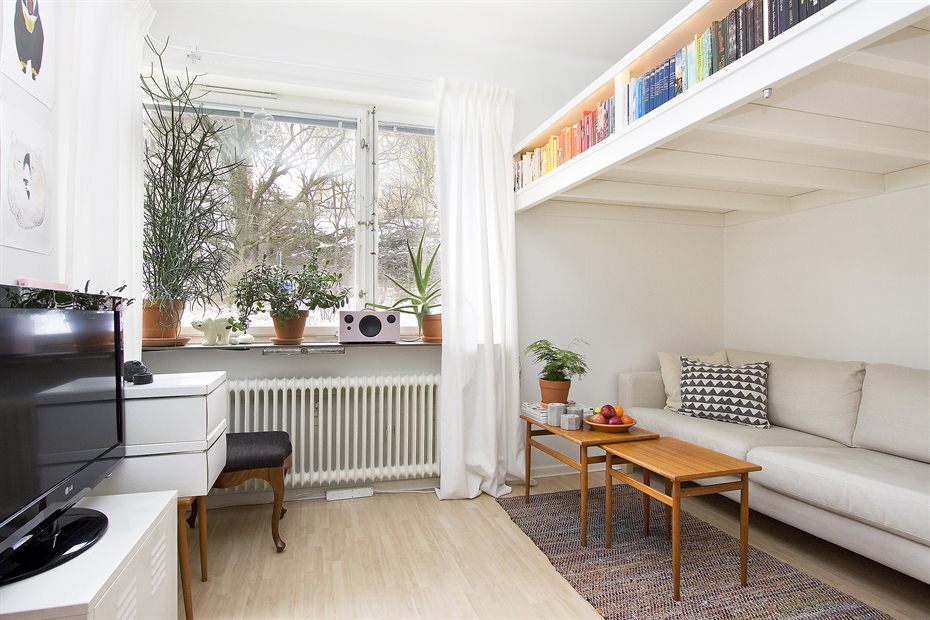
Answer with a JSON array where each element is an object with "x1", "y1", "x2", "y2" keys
[{"x1": 618, "y1": 349, "x2": 930, "y2": 583}]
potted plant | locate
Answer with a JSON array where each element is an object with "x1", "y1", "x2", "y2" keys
[
  {"x1": 367, "y1": 233, "x2": 441, "y2": 342},
  {"x1": 234, "y1": 253, "x2": 349, "y2": 344},
  {"x1": 140, "y1": 37, "x2": 243, "y2": 345},
  {"x1": 523, "y1": 339, "x2": 588, "y2": 405}
]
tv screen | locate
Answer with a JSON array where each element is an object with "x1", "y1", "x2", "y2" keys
[{"x1": 0, "y1": 307, "x2": 123, "y2": 556}]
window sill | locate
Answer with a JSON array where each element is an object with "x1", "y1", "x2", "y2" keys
[{"x1": 142, "y1": 338, "x2": 440, "y2": 353}]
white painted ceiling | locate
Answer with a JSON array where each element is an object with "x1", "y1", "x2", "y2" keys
[{"x1": 149, "y1": 0, "x2": 690, "y2": 138}]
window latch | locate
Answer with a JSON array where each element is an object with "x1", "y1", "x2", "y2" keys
[{"x1": 360, "y1": 139, "x2": 369, "y2": 150}]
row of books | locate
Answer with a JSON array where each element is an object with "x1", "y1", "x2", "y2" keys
[
  {"x1": 625, "y1": 0, "x2": 764, "y2": 124},
  {"x1": 772, "y1": 0, "x2": 833, "y2": 37},
  {"x1": 513, "y1": 96, "x2": 616, "y2": 191}
]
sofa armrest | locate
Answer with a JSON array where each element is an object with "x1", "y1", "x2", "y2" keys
[{"x1": 618, "y1": 371, "x2": 666, "y2": 409}]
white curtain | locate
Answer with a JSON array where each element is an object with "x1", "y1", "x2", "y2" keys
[
  {"x1": 61, "y1": 0, "x2": 154, "y2": 361},
  {"x1": 435, "y1": 80, "x2": 523, "y2": 499}
]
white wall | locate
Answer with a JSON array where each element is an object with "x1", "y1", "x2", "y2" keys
[
  {"x1": 724, "y1": 185, "x2": 930, "y2": 370},
  {"x1": 516, "y1": 203, "x2": 725, "y2": 473}
]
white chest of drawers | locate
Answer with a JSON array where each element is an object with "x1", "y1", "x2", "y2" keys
[{"x1": 93, "y1": 372, "x2": 228, "y2": 498}]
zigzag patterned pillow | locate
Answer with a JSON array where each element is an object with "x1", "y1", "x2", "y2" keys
[{"x1": 679, "y1": 357, "x2": 770, "y2": 428}]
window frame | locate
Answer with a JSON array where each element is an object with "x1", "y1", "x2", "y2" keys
[{"x1": 169, "y1": 92, "x2": 436, "y2": 341}]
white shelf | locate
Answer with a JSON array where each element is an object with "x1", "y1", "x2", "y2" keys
[{"x1": 514, "y1": 0, "x2": 930, "y2": 223}]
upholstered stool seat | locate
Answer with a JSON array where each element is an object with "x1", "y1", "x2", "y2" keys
[
  {"x1": 224, "y1": 431, "x2": 292, "y2": 472},
  {"x1": 212, "y1": 431, "x2": 293, "y2": 552}
]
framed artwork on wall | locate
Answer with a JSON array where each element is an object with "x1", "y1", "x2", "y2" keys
[
  {"x1": 0, "y1": 76, "x2": 54, "y2": 255},
  {"x1": 0, "y1": 0, "x2": 55, "y2": 109}
]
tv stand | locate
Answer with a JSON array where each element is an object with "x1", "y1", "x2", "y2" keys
[
  {"x1": 0, "y1": 508, "x2": 108, "y2": 586},
  {"x1": 0, "y1": 491, "x2": 177, "y2": 619}
]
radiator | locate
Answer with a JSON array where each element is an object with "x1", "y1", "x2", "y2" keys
[{"x1": 224, "y1": 375, "x2": 440, "y2": 491}]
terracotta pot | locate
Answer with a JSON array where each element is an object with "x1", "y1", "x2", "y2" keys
[
  {"x1": 271, "y1": 310, "x2": 309, "y2": 344},
  {"x1": 539, "y1": 379, "x2": 571, "y2": 406},
  {"x1": 141, "y1": 300, "x2": 185, "y2": 343},
  {"x1": 421, "y1": 313, "x2": 442, "y2": 343}
]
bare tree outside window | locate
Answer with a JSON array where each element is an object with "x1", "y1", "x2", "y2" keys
[{"x1": 143, "y1": 109, "x2": 440, "y2": 330}]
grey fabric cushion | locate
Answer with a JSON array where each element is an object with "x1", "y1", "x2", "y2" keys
[
  {"x1": 680, "y1": 357, "x2": 770, "y2": 428},
  {"x1": 853, "y1": 364, "x2": 930, "y2": 463},
  {"x1": 224, "y1": 431, "x2": 293, "y2": 472},
  {"x1": 726, "y1": 349, "x2": 865, "y2": 446},
  {"x1": 627, "y1": 407, "x2": 843, "y2": 460},
  {"x1": 747, "y1": 446, "x2": 930, "y2": 545},
  {"x1": 657, "y1": 350, "x2": 727, "y2": 411}
]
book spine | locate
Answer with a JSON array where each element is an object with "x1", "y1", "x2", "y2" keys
[
  {"x1": 800, "y1": 0, "x2": 808, "y2": 21},
  {"x1": 770, "y1": 0, "x2": 778, "y2": 38},
  {"x1": 778, "y1": 0, "x2": 787, "y2": 36},
  {"x1": 738, "y1": 4, "x2": 746, "y2": 58},
  {"x1": 787, "y1": 0, "x2": 798, "y2": 30},
  {"x1": 675, "y1": 49, "x2": 683, "y2": 94},
  {"x1": 754, "y1": 0, "x2": 764, "y2": 47}
]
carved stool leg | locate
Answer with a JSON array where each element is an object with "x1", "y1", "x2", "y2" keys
[{"x1": 269, "y1": 466, "x2": 287, "y2": 552}]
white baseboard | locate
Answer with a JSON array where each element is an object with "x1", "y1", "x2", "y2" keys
[{"x1": 205, "y1": 477, "x2": 440, "y2": 509}]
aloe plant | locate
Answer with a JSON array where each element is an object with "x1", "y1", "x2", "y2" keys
[{"x1": 368, "y1": 233, "x2": 440, "y2": 334}]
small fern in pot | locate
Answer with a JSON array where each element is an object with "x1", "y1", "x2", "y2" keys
[
  {"x1": 234, "y1": 252, "x2": 349, "y2": 344},
  {"x1": 523, "y1": 339, "x2": 588, "y2": 405}
]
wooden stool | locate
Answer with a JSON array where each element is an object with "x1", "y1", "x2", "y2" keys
[{"x1": 212, "y1": 431, "x2": 293, "y2": 552}]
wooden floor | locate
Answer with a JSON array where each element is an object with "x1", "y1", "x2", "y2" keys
[{"x1": 184, "y1": 475, "x2": 930, "y2": 619}]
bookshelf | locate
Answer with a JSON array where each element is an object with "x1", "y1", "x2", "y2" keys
[{"x1": 513, "y1": 0, "x2": 930, "y2": 224}]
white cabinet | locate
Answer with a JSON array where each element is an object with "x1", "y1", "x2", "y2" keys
[
  {"x1": 0, "y1": 492, "x2": 177, "y2": 620},
  {"x1": 94, "y1": 372, "x2": 227, "y2": 498}
]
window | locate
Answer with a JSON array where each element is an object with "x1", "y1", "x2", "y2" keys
[
  {"x1": 376, "y1": 123, "x2": 439, "y2": 328},
  {"x1": 145, "y1": 103, "x2": 439, "y2": 332}
]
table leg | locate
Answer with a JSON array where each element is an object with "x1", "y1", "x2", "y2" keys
[
  {"x1": 580, "y1": 446, "x2": 589, "y2": 547},
  {"x1": 177, "y1": 498, "x2": 193, "y2": 620},
  {"x1": 605, "y1": 453, "x2": 613, "y2": 549},
  {"x1": 197, "y1": 496, "x2": 208, "y2": 582},
  {"x1": 642, "y1": 469, "x2": 651, "y2": 537},
  {"x1": 671, "y1": 481, "x2": 682, "y2": 601},
  {"x1": 664, "y1": 478, "x2": 672, "y2": 541},
  {"x1": 740, "y1": 473, "x2": 749, "y2": 587},
  {"x1": 524, "y1": 420, "x2": 531, "y2": 504}
]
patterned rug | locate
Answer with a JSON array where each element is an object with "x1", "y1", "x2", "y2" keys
[{"x1": 497, "y1": 486, "x2": 890, "y2": 620}]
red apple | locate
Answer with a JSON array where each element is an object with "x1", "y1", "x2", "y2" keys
[
  {"x1": 601, "y1": 404, "x2": 616, "y2": 418},
  {"x1": 608, "y1": 416, "x2": 624, "y2": 425},
  {"x1": 592, "y1": 413, "x2": 608, "y2": 424}
]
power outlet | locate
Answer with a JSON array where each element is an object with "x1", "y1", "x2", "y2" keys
[{"x1": 325, "y1": 486, "x2": 374, "y2": 501}]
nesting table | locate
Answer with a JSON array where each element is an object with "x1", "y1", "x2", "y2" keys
[
  {"x1": 603, "y1": 437, "x2": 762, "y2": 600},
  {"x1": 521, "y1": 414, "x2": 658, "y2": 546}
]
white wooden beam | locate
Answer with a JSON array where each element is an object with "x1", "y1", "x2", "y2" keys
[
  {"x1": 704, "y1": 104, "x2": 930, "y2": 160},
  {"x1": 885, "y1": 163, "x2": 930, "y2": 191},
  {"x1": 620, "y1": 149, "x2": 885, "y2": 193},
  {"x1": 559, "y1": 180, "x2": 791, "y2": 213},
  {"x1": 840, "y1": 26, "x2": 930, "y2": 80}
]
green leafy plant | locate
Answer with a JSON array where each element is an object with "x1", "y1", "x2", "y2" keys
[
  {"x1": 233, "y1": 252, "x2": 349, "y2": 329},
  {"x1": 523, "y1": 339, "x2": 588, "y2": 382},
  {"x1": 2, "y1": 282, "x2": 134, "y2": 311},
  {"x1": 141, "y1": 37, "x2": 243, "y2": 318},
  {"x1": 367, "y1": 233, "x2": 440, "y2": 334}
]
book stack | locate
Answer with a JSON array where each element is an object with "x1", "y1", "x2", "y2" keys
[
  {"x1": 772, "y1": 0, "x2": 831, "y2": 38},
  {"x1": 513, "y1": 95, "x2": 616, "y2": 191},
  {"x1": 521, "y1": 402, "x2": 549, "y2": 424},
  {"x1": 625, "y1": 0, "x2": 764, "y2": 125}
]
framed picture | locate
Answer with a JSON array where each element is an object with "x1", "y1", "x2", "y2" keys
[
  {"x1": 0, "y1": 0, "x2": 55, "y2": 109},
  {"x1": 0, "y1": 76, "x2": 54, "y2": 254}
]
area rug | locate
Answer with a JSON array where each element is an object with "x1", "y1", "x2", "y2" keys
[{"x1": 497, "y1": 486, "x2": 890, "y2": 620}]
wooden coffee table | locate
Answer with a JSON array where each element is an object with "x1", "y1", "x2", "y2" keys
[
  {"x1": 521, "y1": 414, "x2": 658, "y2": 546},
  {"x1": 603, "y1": 437, "x2": 761, "y2": 600}
]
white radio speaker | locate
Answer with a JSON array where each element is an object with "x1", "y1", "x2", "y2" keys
[{"x1": 339, "y1": 310, "x2": 400, "y2": 343}]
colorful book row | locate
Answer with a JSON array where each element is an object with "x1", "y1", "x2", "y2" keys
[
  {"x1": 626, "y1": 0, "x2": 764, "y2": 124},
  {"x1": 514, "y1": 96, "x2": 616, "y2": 191}
]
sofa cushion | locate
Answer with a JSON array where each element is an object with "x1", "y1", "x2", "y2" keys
[
  {"x1": 680, "y1": 358, "x2": 770, "y2": 428},
  {"x1": 657, "y1": 350, "x2": 727, "y2": 411},
  {"x1": 627, "y1": 407, "x2": 843, "y2": 460},
  {"x1": 853, "y1": 364, "x2": 930, "y2": 463},
  {"x1": 726, "y1": 349, "x2": 865, "y2": 446},
  {"x1": 747, "y1": 446, "x2": 930, "y2": 545}
]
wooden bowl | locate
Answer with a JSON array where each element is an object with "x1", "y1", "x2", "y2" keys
[{"x1": 584, "y1": 415, "x2": 637, "y2": 433}]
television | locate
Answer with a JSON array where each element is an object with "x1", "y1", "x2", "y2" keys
[{"x1": 0, "y1": 288, "x2": 125, "y2": 586}]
